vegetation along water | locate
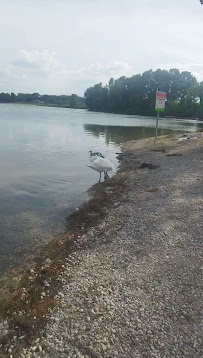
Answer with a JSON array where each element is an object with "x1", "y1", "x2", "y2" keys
[
  {"x1": 85, "y1": 69, "x2": 203, "y2": 118},
  {"x1": 1, "y1": 68, "x2": 203, "y2": 119}
]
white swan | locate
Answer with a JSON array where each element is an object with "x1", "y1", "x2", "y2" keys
[{"x1": 88, "y1": 156, "x2": 114, "y2": 180}]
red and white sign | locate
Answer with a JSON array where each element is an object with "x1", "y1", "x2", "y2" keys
[
  {"x1": 157, "y1": 91, "x2": 167, "y2": 100},
  {"x1": 155, "y1": 91, "x2": 167, "y2": 112}
]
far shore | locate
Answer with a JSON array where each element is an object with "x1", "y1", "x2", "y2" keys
[{"x1": 1, "y1": 102, "x2": 203, "y2": 120}]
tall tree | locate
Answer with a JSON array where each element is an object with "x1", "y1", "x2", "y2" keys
[{"x1": 84, "y1": 68, "x2": 201, "y2": 118}]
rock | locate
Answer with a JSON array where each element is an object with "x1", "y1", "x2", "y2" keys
[
  {"x1": 19, "y1": 335, "x2": 26, "y2": 340},
  {"x1": 58, "y1": 292, "x2": 64, "y2": 298},
  {"x1": 44, "y1": 258, "x2": 52, "y2": 267},
  {"x1": 101, "y1": 344, "x2": 107, "y2": 351},
  {"x1": 139, "y1": 162, "x2": 159, "y2": 170},
  {"x1": 43, "y1": 280, "x2": 49, "y2": 287}
]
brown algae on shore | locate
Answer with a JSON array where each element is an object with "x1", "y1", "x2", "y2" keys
[{"x1": 0, "y1": 171, "x2": 128, "y2": 356}]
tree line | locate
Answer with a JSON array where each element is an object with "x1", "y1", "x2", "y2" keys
[
  {"x1": 84, "y1": 69, "x2": 203, "y2": 118},
  {"x1": 0, "y1": 92, "x2": 86, "y2": 109}
]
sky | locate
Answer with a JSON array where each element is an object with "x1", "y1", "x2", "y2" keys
[{"x1": 0, "y1": 0, "x2": 203, "y2": 96}]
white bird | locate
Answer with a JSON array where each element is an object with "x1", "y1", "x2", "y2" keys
[{"x1": 88, "y1": 155, "x2": 114, "y2": 180}]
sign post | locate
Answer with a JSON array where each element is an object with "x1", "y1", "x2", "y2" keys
[{"x1": 154, "y1": 91, "x2": 167, "y2": 145}]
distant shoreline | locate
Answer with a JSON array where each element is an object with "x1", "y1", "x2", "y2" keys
[
  {"x1": 1, "y1": 103, "x2": 203, "y2": 120},
  {"x1": 0, "y1": 102, "x2": 87, "y2": 110}
]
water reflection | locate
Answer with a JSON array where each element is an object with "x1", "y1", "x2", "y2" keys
[{"x1": 83, "y1": 124, "x2": 174, "y2": 144}]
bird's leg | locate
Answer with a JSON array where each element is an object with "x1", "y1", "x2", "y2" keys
[
  {"x1": 99, "y1": 172, "x2": 101, "y2": 181},
  {"x1": 104, "y1": 172, "x2": 109, "y2": 180}
]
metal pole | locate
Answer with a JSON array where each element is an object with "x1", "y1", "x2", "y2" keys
[{"x1": 154, "y1": 111, "x2": 159, "y2": 145}]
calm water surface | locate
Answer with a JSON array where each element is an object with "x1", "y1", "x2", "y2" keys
[{"x1": 0, "y1": 104, "x2": 202, "y2": 276}]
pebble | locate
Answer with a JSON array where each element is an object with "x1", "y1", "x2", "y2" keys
[
  {"x1": 44, "y1": 258, "x2": 52, "y2": 267},
  {"x1": 19, "y1": 335, "x2": 26, "y2": 340},
  {"x1": 58, "y1": 292, "x2": 64, "y2": 298}
]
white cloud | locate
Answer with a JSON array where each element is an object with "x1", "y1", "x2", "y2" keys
[
  {"x1": 86, "y1": 61, "x2": 133, "y2": 76},
  {"x1": 0, "y1": 55, "x2": 134, "y2": 95},
  {"x1": 14, "y1": 50, "x2": 60, "y2": 72},
  {"x1": 0, "y1": 50, "x2": 67, "y2": 82}
]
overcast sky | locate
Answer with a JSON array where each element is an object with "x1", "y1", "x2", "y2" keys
[{"x1": 0, "y1": 0, "x2": 202, "y2": 96}]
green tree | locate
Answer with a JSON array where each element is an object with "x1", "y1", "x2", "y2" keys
[
  {"x1": 0, "y1": 93, "x2": 11, "y2": 103},
  {"x1": 85, "y1": 83, "x2": 108, "y2": 111},
  {"x1": 84, "y1": 68, "x2": 201, "y2": 118}
]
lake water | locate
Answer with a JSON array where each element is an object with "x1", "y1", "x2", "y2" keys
[{"x1": 0, "y1": 104, "x2": 202, "y2": 276}]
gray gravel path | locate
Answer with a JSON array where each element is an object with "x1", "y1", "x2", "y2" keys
[{"x1": 7, "y1": 135, "x2": 203, "y2": 358}]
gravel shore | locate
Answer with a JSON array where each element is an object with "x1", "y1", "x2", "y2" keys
[{"x1": 1, "y1": 133, "x2": 203, "y2": 358}]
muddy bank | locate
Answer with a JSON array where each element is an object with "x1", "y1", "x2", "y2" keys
[
  {"x1": 0, "y1": 170, "x2": 129, "y2": 357},
  {"x1": 0, "y1": 132, "x2": 203, "y2": 357}
]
